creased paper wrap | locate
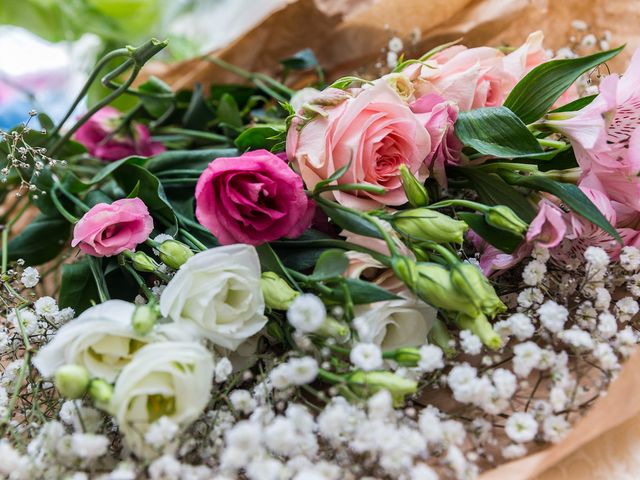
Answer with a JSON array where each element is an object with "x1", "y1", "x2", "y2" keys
[{"x1": 154, "y1": 1, "x2": 640, "y2": 478}]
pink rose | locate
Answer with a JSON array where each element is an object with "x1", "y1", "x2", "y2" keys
[
  {"x1": 72, "y1": 198, "x2": 154, "y2": 257},
  {"x1": 195, "y1": 150, "x2": 314, "y2": 246},
  {"x1": 286, "y1": 80, "x2": 430, "y2": 210},
  {"x1": 410, "y1": 93, "x2": 463, "y2": 186},
  {"x1": 74, "y1": 107, "x2": 165, "y2": 162},
  {"x1": 526, "y1": 201, "x2": 567, "y2": 248}
]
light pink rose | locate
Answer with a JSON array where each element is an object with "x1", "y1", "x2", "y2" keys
[
  {"x1": 410, "y1": 93, "x2": 463, "y2": 186},
  {"x1": 526, "y1": 201, "x2": 567, "y2": 248},
  {"x1": 74, "y1": 107, "x2": 165, "y2": 162},
  {"x1": 195, "y1": 150, "x2": 314, "y2": 246},
  {"x1": 286, "y1": 80, "x2": 430, "y2": 210},
  {"x1": 72, "y1": 198, "x2": 153, "y2": 257}
]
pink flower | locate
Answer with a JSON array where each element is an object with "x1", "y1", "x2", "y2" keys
[
  {"x1": 74, "y1": 107, "x2": 165, "y2": 162},
  {"x1": 467, "y1": 230, "x2": 531, "y2": 276},
  {"x1": 526, "y1": 202, "x2": 567, "y2": 248},
  {"x1": 72, "y1": 198, "x2": 153, "y2": 257},
  {"x1": 286, "y1": 80, "x2": 430, "y2": 210},
  {"x1": 410, "y1": 93, "x2": 463, "y2": 186},
  {"x1": 405, "y1": 32, "x2": 548, "y2": 111},
  {"x1": 195, "y1": 150, "x2": 314, "y2": 246}
]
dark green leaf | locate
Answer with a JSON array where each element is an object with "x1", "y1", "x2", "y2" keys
[
  {"x1": 210, "y1": 84, "x2": 258, "y2": 107},
  {"x1": 320, "y1": 203, "x2": 382, "y2": 239},
  {"x1": 326, "y1": 278, "x2": 399, "y2": 304},
  {"x1": 536, "y1": 148, "x2": 578, "y2": 172},
  {"x1": 146, "y1": 148, "x2": 238, "y2": 173},
  {"x1": 500, "y1": 172, "x2": 621, "y2": 243},
  {"x1": 256, "y1": 243, "x2": 301, "y2": 291},
  {"x1": 126, "y1": 180, "x2": 141, "y2": 198},
  {"x1": 217, "y1": 93, "x2": 243, "y2": 129},
  {"x1": 457, "y1": 212, "x2": 522, "y2": 253},
  {"x1": 504, "y1": 46, "x2": 624, "y2": 123},
  {"x1": 549, "y1": 94, "x2": 597, "y2": 114},
  {"x1": 182, "y1": 84, "x2": 215, "y2": 130},
  {"x1": 314, "y1": 160, "x2": 352, "y2": 191},
  {"x1": 281, "y1": 49, "x2": 319, "y2": 71},
  {"x1": 58, "y1": 257, "x2": 100, "y2": 314},
  {"x1": 455, "y1": 107, "x2": 543, "y2": 158},
  {"x1": 89, "y1": 156, "x2": 147, "y2": 184},
  {"x1": 138, "y1": 76, "x2": 174, "y2": 118},
  {"x1": 311, "y1": 249, "x2": 349, "y2": 280},
  {"x1": 457, "y1": 169, "x2": 537, "y2": 222},
  {"x1": 8, "y1": 214, "x2": 70, "y2": 265},
  {"x1": 235, "y1": 124, "x2": 285, "y2": 151}
]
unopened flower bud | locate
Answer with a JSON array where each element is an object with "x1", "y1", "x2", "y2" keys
[
  {"x1": 387, "y1": 347, "x2": 421, "y2": 365},
  {"x1": 450, "y1": 263, "x2": 506, "y2": 318},
  {"x1": 393, "y1": 208, "x2": 467, "y2": 244},
  {"x1": 158, "y1": 240, "x2": 194, "y2": 269},
  {"x1": 316, "y1": 316, "x2": 351, "y2": 344},
  {"x1": 428, "y1": 318, "x2": 456, "y2": 357},
  {"x1": 89, "y1": 379, "x2": 113, "y2": 405},
  {"x1": 131, "y1": 251, "x2": 159, "y2": 273},
  {"x1": 54, "y1": 365, "x2": 90, "y2": 399},
  {"x1": 399, "y1": 164, "x2": 429, "y2": 207},
  {"x1": 348, "y1": 370, "x2": 418, "y2": 406},
  {"x1": 484, "y1": 205, "x2": 528, "y2": 236},
  {"x1": 414, "y1": 263, "x2": 479, "y2": 316},
  {"x1": 131, "y1": 304, "x2": 158, "y2": 335},
  {"x1": 260, "y1": 272, "x2": 300, "y2": 310},
  {"x1": 391, "y1": 256, "x2": 418, "y2": 290},
  {"x1": 455, "y1": 312, "x2": 502, "y2": 351}
]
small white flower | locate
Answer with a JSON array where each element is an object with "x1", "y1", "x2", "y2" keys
[
  {"x1": 71, "y1": 433, "x2": 109, "y2": 459},
  {"x1": 34, "y1": 296, "x2": 59, "y2": 319},
  {"x1": 620, "y1": 246, "x2": 640, "y2": 271},
  {"x1": 508, "y1": 313, "x2": 535, "y2": 340},
  {"x1": 409, "y1": 464, "x2": 438, "y2": 480},
  {"x1": 597, "y1": 312, "x2": 617, "y2": 339},
  {"x1": 20, "y1": 266, "x2": 40, "y2": 288},
  {"x1": 148, "y1": 455, "x2": 183, "y2": 480},
  {"x1": 594, "y1": 342, "x2": 619, "y2": 370},
  {"x1": 616, "y1": 296, "x2": 639, "y2": 322},
  {"x1": 459, "y1": 330, "x2": 482, "y2": 355},
  {"x1": 558, "y1": 327, "x2": 594, "y2": 350},
  {"x1": 542, "y1": 415, "x2": 570, "y2": 443},
  {"x1": 287, "y1": 294, "x2": 326, "y2": 333},
  {"x1": 418, "y1": 408, "x2": 443, "y2": 444},
  {"x1": 517, "y1": 287, "x2": 544, "y2": 309},
  {"x1": 53, "y1": 307, "x2": 75, "y2": 325},
  {"x1": 10, "y1": 309, "x2": 40, "y2": 336},
  {"x1": 388, "y1": 36, "x2": 404, "y2": 53},
  {"x1": 549, "y1": 385, "x2": 568, "y2": 412},
  {"x1": 513, "y1": 342, "x2": 542, "y2": 377},
  {"x1": 531, "y1": 247, "x2": 550, "y2": 263},
  {"x1": 350, "y1": 343, "x2": 382, "y2": 371},
  {"x1": 229, "y1": 389, "x2": 256, "y2": 415},
  {"x1": 145, "y1": 416, "x2": 179, "y2": 449},
  {"x1": 492, "y1": 369, "x2": 517, "y2": 399},
  {"x1": 502, "y1": 443, "x2": 527, "y2": 459},
  {"x1": 537, "y1": 300, "x2": 568, "y2": 333},
  {"x1": 447, "y1": 363, "x2": 478, "y2": 403},
  {"x1": 215, "y1": 357, "x2": 233, "y2": 383},
  {"x1": 287, "y1": 357, "x2": 318, "y2": 385},
  {"x1": 594, "y1": 287, "x2": 611, "y2": 311},
  {"x1": 270, "y1": 364, "x2": 293, "y2": 390},
  {"x1": 386, "y1": 51, "x2": 399, "y2": 69},
  {"x1": 225, "y1": 420, "x2": 262, "y2": 453},
  {"x1": 505, "y1": 412, "x2": 538, "y2": 443},
  {"x1": 522, "y1": 260, "x2": 546, "y2": 286},
  {"x1": 0, "y1": 440, "x2": 28, "y2": 477},
  {"x1": 584, "y1": 246, "x2": 609, "y2": 269},
  {"x1": 417, "y1": 344, "x2": 444, "y2": 372}
]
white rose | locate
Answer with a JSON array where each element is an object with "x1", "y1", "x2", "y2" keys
[
  {"x1": 160, "y1": 245, "x2": 267, "y2": 350},
  {"x1": 108, "y1": 341, "x2": 214, "y2": 457},
  {"x1": 33, "y1": 300, "x2": 188, "y2": 382},
  {"x1": 353, "y1": 297, "x2": 437, "y2": 351}
]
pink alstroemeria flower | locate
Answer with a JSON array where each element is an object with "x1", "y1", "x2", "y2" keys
[{"x1": 526, "y1": 202, "x2": 567, "y2": 248}]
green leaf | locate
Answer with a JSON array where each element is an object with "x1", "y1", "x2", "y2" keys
[
  {"x1": 58, "y1": 257, "x2": 100, "y2": 314},
  {"x1": 500, "y1": 172, "x2": 621, "y2": 243},
  {"x1": 89, "y1": 156, "x2": 147, "y2": 184},
  {"x1": 457, "y1": 212, "x2": 522, "y2": 253},
  {"x1": 311, "y1": 249, "x2": 349, "y2": 280},
  {"x1": 326, "y1": 278, "x2": 399, "y2": 304},
  {"x1": 549, "y1": 94, "x2": 597, "y2": 114},
  {"x1": 455, "y1": 107, "x2": 543, "y2": 158},
  {"x1": 504, "y1": 46, "x2": 624, "y2": 123},
  {"x1": 256, "y1": 243, "x2": 301, "y2": 291},
  {"x1": 319, "y1": 202, "x2": 382, "y2": 239},
  {"x1": 281, "y1": 48, "x2": 319, "y2": 71},
  {"x1": 126, "y1": 180, "x2": 141, "y2": 198},
  {"x1": 217, "y1": 93, "x2": 243, "y2": 129},
  {"x1": 8, "y1": 214, "x2": 70, "y2": 265},
  {"x1": 457, "y1": 168, "x2": 537, "y2": 222},
  {"x1": 235, "y1": 124, "x2": 285, "y2": 151},
  {"x1": 138, "y1": 76, "x2": 174, "y2": 118},
  {"x1": 314, "y1": 160, "x2": 352, "y2": 191},
  {"x1": 145, "y1": 148, "x2": 238, "y2": 173},
  {"x1": 182, "y1": 84, "x2": 215, "y2": 130}
]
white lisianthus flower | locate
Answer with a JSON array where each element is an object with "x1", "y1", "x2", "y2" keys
[
  {"x1": 33, "y1": 300, "x2": 189, "y2": 382},
  {"x1": 160, "y1": 245, "x2": 267, "y2": 350},
  {"x1": 352, "y1": 298, "x2": 436, "y2": 351},
  {"x1": 108, "y1": 342, "x2": 215, "y2": 457}
]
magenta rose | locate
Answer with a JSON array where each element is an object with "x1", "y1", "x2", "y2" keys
[
  {"x1": 195, "y1": 150, "x2": 314, "y2": 245},
  {"x1": 72, "y1": 198, "x2": 154, "y2": 257},
  {"x1": 74, "y1": 107, "x2": 165, "y2": 162}
]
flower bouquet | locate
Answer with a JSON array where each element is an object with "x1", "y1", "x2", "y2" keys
[{"x1": 1, "y1": 28, "x2": 640, "y2": 480}]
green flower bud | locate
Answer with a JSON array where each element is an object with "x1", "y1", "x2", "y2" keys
[
  {"x1": 428, "y1": 318, "x2": 456, "y2": 357},
  {"x1": 414, "y1": 263, "x2": 479, "y2": 316},
  {"x1": 348, "y1": 370, "x2": 418, "y2": 406},
  {"x1": 158, "y1": 240, "x2": 194, "y2": 269},
  {"x1": 89, "y1": 378, "x2": 113, "y2": 406},
  {"x1": 131, "y1": 304, "x2": 158, "y2": 335},
  {"x1": 385, "y1": 347, "x2": 421, "y2": 365},
  {"x1": 484, "y1": 205, "x2": 528, "y2": 236},
  {"x1": 260, "y1": 272, "x2": 300, "y2": 310},
  {"x1": 54, "y1": 365, "x2": 90, "y2": 399},
  {"x1": 316, "y1": 316, "x2": 351, "y2": 344},
  {"x1": 399, "y1": 164, "x2": 429, "y2": 207},
  {"x1": 455, "y1": 312, "x2": 502, "y2": 351},
  {"x1": 131, "y1": 251, "x2": 159, "y2": 273},
  {"x1": 450, "y1": 263, "x2": 506, "y2": 318},
  {"x1": 392, "y1": 208, "x2": 468, "y2": 244},
  {"x1": 391, "y1": 256, "x2": 418, "y2": 290}
]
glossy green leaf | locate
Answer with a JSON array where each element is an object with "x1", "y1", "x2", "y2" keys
[
  {"x1": 58, "y1": 257, "x2": 100, "y2": 314},
  {"x1": 145, "y1": 148, "x2": 238, "y2": 173},
  {"x1": 326, "y1": 278, "x2": 399, "y2": 304},
  {"x1": 455, "y1": 107, "x2": 543, "y2": 158},
  {"x1": 235, "y1": 124, "x2": 285, "y2": 151},
  {"x1": 217, "y1": 93, "x2": 243, "y2": 128},
  {"x1": 319, "y1": 202, "x2": 382, "y2": 239},
  {"x1": 504, "y1": 46, "x2": 624, "y2": 123},
  {"x1": 457, "y1": 212, "x2": 522, "y2": 253},
  {"x1": 311, "y1": 249, "x2": 349, "y2": 280},
  {"x1": 8, "y1": 214, "x2": 70, "y2": 265},
  {"x1": 138, "y1": 76, "x2": 174, "y2": 118},
  {"x1": 500, "y1": 172, "x2": 621, "y2": 243},
  {"x1": 549, "y1": 94, "x2": 597, "y2": 114},
  {"x1": 182, "y1": 84, "x2": 215, "y2": 130}
]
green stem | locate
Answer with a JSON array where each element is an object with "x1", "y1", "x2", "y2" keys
[
  {"x1": 123, "y1": 263, "x2": 155, "y2": 301},
  {"x1": 428, "y1": 198, "x2": 489, "y2": 213},
  {"x1": 88, "y1": 257, "x2": 110, "y2": 302},
  {"x1": 477, "y1": 162, "x2": 540, "y2": 174},
  {"x1": 179, "y1": 228, "x2": 207, "y2": 252},
  {"x1": 538, "y1": 138, "x2": 568, "y2": 149},
  {"x1": 158, "y1": 127, "x2": 229, "y2": 143},
  {"x1": 1, "y1": 201, "x2": 31, "y2": 274},
  {"x1": 50, "y1": 185, "x2": 80, "y2": 224},
  {"x1": 420, "y1": 241, "x2": 460, "y2": 265},
  {"x1": 315, "y1": 183, "x2": 387, "y2": 195}
]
